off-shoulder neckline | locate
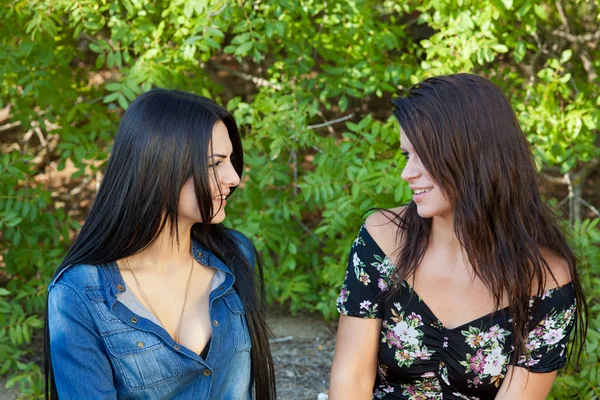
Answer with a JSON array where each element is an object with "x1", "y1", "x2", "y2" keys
[{"x1": 358, "y1": 223, "x2": 575, "y2": 331}]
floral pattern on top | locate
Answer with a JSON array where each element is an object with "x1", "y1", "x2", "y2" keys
[
  {"x1": 381, "y1": 302, "x2": 435, "y2": 368},
  {"x1": 459, "y1": 325, "x2": 511, "y2": 388},
  {"x1": 517, "y1": 300, "x2": 576, "y2": 369},
  {"x1": 336, "y1": 224, "x2": 577, "y2": 400}
]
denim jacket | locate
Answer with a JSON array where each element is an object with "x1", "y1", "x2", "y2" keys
[{"x1": 48, "y1": 231, "x2": 254, "y2": 399}]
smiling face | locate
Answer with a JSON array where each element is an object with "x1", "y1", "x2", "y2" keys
[
  {"x1": 400, "y1": 130, "x2": 452, "y2": 219},
  {"x1": 178, "y1": 121, "x2": 240, "y2": 225}
]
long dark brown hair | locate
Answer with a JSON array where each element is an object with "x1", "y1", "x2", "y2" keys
[
  {"x1": 385, "y1": 73, "x2": 586, "y2": 366},
  {"x1": 44, "y1": 89, "x2": 276, "y2": 399}
]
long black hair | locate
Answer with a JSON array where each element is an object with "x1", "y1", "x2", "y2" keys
[
  {"x1": 44, "y1": 89, "x2": 276, "y2": 399},
  {"x1": 385, "y1": 74, "x2": 586, "y2": 366}
]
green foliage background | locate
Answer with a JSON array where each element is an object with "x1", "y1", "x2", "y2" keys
[{"x1": 0, "y1": 0, "x2": 599, "y2": 397}]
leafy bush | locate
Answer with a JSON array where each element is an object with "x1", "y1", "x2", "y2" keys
[{"x1": 1, "y1": 0, "x2": 598, "y2": 396}]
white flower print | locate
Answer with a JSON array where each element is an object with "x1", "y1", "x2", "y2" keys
[
  {"x1": 359, "y1": 302, "x2": 379, "y2": 318},
  {"x1": 353, "y1": 232, "x2": 365, "y2": 247},
  {"x1": 525, "y1": 339, "x2": 541, "y2": 351},
  {"x1": 518, "y1": 354, "x2": 540, "y2": 367},
  {"x1": 483, "y1": 347, "x2": 507, "y2": 377},
  {"x1": 439, "y1": 362, "x2": 450, "y2": 385},
  {"x1": 541, "y1": 289, "x2": 553, "y2": 300},
  {"x1": 543, "y1": 328, "x2": 565, "y2": 345},
  {"x1": 412, "y1": 349, "x2": 431, "y2": 359},
  {"x1": 465, "y1": 332, "x2": 485, "y2": 349},
  {"x1": 353, "y1": 252, "x2": 362, "y2": 268},
  {"x1": 460, "y1": 325, "x2": 511, "y2": 388},
  {"x1": 382, "y1": 306, "x2": 433, "y2": 368},
  {"x1": 484, "y1": 326, "x2": 506, "y2": 343},
  {"x1": 372, "y1": 255, "x2": 395, "y2": 276},
  {"x1": 393, "y1": 321, "x2": 420, "y2": 346},
  {"x1": 519, "y1": 300, "x2": 576, "y2": 368}
]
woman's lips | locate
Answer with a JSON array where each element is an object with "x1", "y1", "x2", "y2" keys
[{"x1": 412, "y1": 187, "x2": 433, "y2": 202}]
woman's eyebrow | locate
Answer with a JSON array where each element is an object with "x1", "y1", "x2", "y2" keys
[{"x1": 209, "y1": 154, "x2": 227, "y2": 159}]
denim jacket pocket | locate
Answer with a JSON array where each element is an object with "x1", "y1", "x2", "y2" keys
[
  {"x1": 102, "y1": 328, "x2": 182, "y2": 391},
  {"x1": 222, "y1": 292, "x2": 252, "y2": 353}
]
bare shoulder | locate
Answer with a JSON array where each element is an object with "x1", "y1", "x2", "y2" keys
[
  {"x1": 364, "y1": 206, "x2": 406, "y2": 259},
  {"x1": 537, "y1": 246, "x2": 573, "y2": 291}
]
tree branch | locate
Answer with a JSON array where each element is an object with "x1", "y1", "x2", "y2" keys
[
  {"x1": 0, "y1": 121, "x2": 21, "y2": 132},
  {"x1": 554, "y1": 0, "x2": 598, "y2": 82},
  {"x1": 307, "y1": 113, "x2": 354, "y2": 129},
  {"x1": 208, "y1": 61, "x2": 282, "y2": 90},
  {"x1": 553, "y1": 29, "x2": 600, "y2": 45}
]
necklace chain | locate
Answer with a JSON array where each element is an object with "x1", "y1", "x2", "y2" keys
[{"x1": 125, "y1": 255, "x2": 194, "y2": 344}]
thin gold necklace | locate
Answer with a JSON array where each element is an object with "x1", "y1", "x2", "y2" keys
[{"x1": 125, "y1": 255, "x2": 194, "y2": 344}]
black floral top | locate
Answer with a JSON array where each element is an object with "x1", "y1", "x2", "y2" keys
[{"x1": 337, "y1": 225, "x2": 577, "y2": 400}]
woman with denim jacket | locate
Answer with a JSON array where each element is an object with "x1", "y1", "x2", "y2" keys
[{"x1": 44, "y1": 89, "x2": 276, "y2": 399}]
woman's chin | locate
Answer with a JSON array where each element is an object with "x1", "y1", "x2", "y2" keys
[
  {"x1": 415, "y1": 205, "x2": 434, "y2": 219},
  {"x1": 209, "y1": 210, "x2": 226, "y2": 224}
]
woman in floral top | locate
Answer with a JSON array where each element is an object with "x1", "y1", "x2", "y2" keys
[{"x1": 329, "y1": 74, "x2": 586, "y2": 400}]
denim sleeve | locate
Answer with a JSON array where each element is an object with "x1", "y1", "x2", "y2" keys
[
  {"x1": 48, "y1": 284, "x2": 117, "y2": 399},
  {"x1": 229, "y1": 229, "x2": 256, "y2": 268}
]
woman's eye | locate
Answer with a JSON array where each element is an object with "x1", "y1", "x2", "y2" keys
[{"x1": 209, "y1": 160, "x2": 223, "y2": 168}]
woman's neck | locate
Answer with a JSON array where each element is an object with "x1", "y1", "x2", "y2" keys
[
  {"x1": 127, "y1": 222, "x2": 194, "y2": 274},
  {"x1": 429, "y1": 213, "x2": 465, "y2": 263}
]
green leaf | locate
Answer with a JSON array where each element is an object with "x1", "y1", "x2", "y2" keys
[
  {"x1": 206, "y1": 27, "x2": 224, "y2": 38},
  {"x1": 339, "y1": 95, "x2": 348, "y2": 112},
  {"x1": 118, "y1": 94, "x2": 129, "y2": 110},
  {"x1": 234, "y1": 41, "x2": 253, "y2": 56},
  {"x1": 184, "y1": 36, "x2": 202, "y2": 46},
  {"x1": 561, "y1": 49, "x2": 573, "y2": 63},
  {"x1": 105, "y1": 82, "x2": 122, "y2": 91},
  {"x1": 491, "y1": 44, "x2": 509, "y2": 53},
  {"x1": 95, "y1": 52, "x2": 106, "y2": 69},
  {"x1": 103, "y1": 92, "x2": 119, "y2": 103},
  {"x1": 534, "y1": 4, "x2": 547, "y2": 20},
  {"x1": 89, "y1": 43, "x2": 102, "y2": 53}
]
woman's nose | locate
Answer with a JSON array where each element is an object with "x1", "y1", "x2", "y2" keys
[
  {"x1": 222, "y1": 163, "x2": 241, "y2": 187},
  {"x1": 401, "y1": 158, "x2": 421, "y2": 182}
]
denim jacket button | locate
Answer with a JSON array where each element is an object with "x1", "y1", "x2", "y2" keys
[
  {"x1": 196, "y1": 251, "x2": 202, "y2": 257},
  {"x1": 212, "y1": 320, "x2": 219, "y2": 327},
  {"x1": 202, "y1": 369, "x2": 211, "y2": 377},
  {"x1": 174, "y1": 345, "x2": 181, "y2": 351},
  {"x1": 130, "y1": 317, "x2": 138, "y2": 324},
  {"x1": 116, "y1": 284, "x2": 125, "y2": 292}
]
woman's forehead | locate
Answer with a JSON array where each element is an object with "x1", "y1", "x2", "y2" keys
[
  {"x1": 209, "y1": 121, "x2": 232, "y2": 152},
  {"x1": 400, "y1": 129, "x2": 413, "y2": 149}
]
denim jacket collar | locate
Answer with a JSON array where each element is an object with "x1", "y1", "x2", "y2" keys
[{"x1": 50, "y1": 238, "x2": 234, "y2": 294}]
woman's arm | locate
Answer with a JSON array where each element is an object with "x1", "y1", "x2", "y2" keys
[
  {"x1": 48, "y1": 284, "x2": 117, "y2": 399},
  {"x1": 495, "y1": 366, "x2": 557, "y2": 399},
  {"x1": 329, "y1": 315, "x2": 382, "y2": 400}
]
